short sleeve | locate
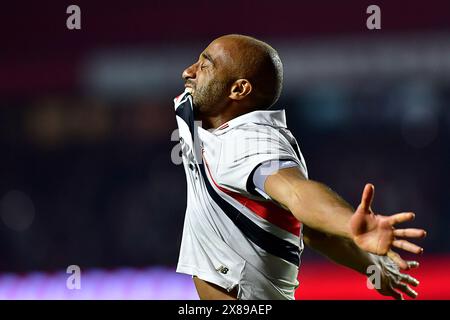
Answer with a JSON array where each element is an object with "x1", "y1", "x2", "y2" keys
[
  {"x1": 252, "y1": 160, "x2": 300, "y2": 199},
  {"x1": 215, "y1": 124, "x2": 307, "y2": 197}
]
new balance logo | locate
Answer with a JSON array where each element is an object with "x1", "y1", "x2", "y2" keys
[{"x1": 216, "y1": 265, "x2": 229, "y2": 274}]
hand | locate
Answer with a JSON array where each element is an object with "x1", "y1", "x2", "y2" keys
[
  {"x1": 369, "y1": 253, "x2": 420, "y2": 300},
  {"x1": 350, "y1": 184, "x2": 426, "y2": 269}
]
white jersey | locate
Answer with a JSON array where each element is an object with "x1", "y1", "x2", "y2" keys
[{"x1": 173, "y1": 91, "x2": 308, "y2": 300}]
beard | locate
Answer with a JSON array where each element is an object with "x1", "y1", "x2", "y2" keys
[{"x1": 192, "y1": 78, "x2": 228, "y2": 116}]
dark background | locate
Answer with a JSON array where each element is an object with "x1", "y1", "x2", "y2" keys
[{"x1": 0, "y1": 0, "x2": 449, "y2": 273}]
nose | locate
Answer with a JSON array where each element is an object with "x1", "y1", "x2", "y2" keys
[{"x1": 182, "y1": 62, "x2": 198, "y2": 81}]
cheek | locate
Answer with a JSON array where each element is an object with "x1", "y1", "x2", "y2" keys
[
  {"x1": 197, "y1": 72, "x2": 226, "y2": 98},
  {"x1": 196, "y1": 72, "x2": 209, "y2": 88}
]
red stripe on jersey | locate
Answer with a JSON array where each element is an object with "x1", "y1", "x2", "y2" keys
[{"x1": 203, "y1": 156, "x2": 301, "y2": 236}]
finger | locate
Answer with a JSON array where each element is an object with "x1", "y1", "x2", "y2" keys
[
  {"x1": 393, "y1": 282, "x2": 418, "y2": 299},
  {"x1": 388, "y1": 212, "x2": 415, "y2": 226},
  {"x1": 407, "y1": 261, "x2": 420, "y2": 269},
  {"x1": 387, "y1": 250, "x2": 408, "y2": 270},
  {"x1": 360, "y1": 183, "x2": 375, "y2": 211},
  {"x1": 387, "y1": 286, "x2": 404, "y2": 300},
  {"x1": 393, "y1": 239, "x2": 424, "y2": 254},
  {"x1": 394, "y1": 229, "x2": 427, "y2": 238},
  {"x1": 399, "y1": 273, "x2": 420, "y2": 287}
]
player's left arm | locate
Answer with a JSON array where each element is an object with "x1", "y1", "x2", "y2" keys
[
  {"x1": 303, "y1": 225, "x2": 420, "y2": 299},
  {"x1": 264, "y1": 166, "x2": 427, "y2": 269}
]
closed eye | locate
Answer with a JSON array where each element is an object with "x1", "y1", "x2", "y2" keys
[{"x1": 201, "y1": 52, "x2": 215, "y2": 67}]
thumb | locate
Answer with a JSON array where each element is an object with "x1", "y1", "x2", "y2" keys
[{"x1": 359, "y1": 183, "x2": 375, "y2": 212}]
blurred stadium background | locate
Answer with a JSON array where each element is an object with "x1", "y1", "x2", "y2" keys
[{"x1": 0, "y1": 0, "x2": 449, "y2": 299}]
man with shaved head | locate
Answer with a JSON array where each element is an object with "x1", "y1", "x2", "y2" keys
[{"x1": 173, "y1": 34, "x2": 426, "y2": 300}]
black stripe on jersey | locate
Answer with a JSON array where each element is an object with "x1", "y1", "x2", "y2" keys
[
  {"x1": 175, "y1": 95, "x2": 195, "y2": 141},
  {"x1": 199, "y1": 163, "x2": 300, "y2": 266}
]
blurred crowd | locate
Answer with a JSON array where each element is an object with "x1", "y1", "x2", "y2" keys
[
  {"x1": 1, "y1": 1, "x2": 449, "y2": 273},
  {"x1": 0, "y1": 80, "x2": 448, "y2": 272}
]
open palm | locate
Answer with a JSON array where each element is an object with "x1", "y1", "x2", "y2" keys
[{"x1": 350, "y1": 184, "x2": 426, "y2": 269}]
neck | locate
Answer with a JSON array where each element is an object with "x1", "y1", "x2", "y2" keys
[
  {"x1": 198, "y1": 110, "x2": 253, "y2": 130},
  {"x1": 196, "y1": 114, "x2": 227, "y2": 130},
  {"x1": 194, "y1": 112, "x2": 228, "y2": 131},
  {"x1": 195, "y1": 103, "x2": 255, "y2": 130}
]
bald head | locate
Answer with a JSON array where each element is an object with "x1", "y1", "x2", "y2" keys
[
  {"x1": 182, "y1": 34, "x2": 284, "y2": 124},
  {"x1": 216, "y1": 34, "x2": 284, "y2": 109}
]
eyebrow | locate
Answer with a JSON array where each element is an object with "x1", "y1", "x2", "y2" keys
[{"x1": 201, "y1": 52, "x2": 215, "y2": 66}]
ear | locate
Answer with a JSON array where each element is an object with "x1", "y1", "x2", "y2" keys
[{"x1": 229, "y1": 79, "x2": 252, "y2": 101}]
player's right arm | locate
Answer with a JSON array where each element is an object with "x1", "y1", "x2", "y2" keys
[{"x1": 264, "y1": 166, "x2": 427, "y2": 269}]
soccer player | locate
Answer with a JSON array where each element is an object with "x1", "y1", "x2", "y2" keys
[{"x1": 173, "y1": 34, "x2": 426, "y2": 300}]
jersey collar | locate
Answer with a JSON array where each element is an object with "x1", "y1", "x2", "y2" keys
[{"x1": 212, "y1": 109, "x2": 287, "y2": 135}]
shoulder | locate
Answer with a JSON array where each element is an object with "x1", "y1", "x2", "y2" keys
[{"x1": 219, "y1": 123, "x2": 296, "y2": 156}]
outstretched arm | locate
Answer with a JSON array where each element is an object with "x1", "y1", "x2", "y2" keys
[
  {"x1": 302, "y1": 225, "x2": 372, "y2": 275},
  {"x1": 264, "y1": 166, "x2": 426, "y2": 269}
]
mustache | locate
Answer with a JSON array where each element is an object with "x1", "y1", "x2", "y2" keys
[{"x1": 184, "y1": 80, "x2": 196, "y2": 89}]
